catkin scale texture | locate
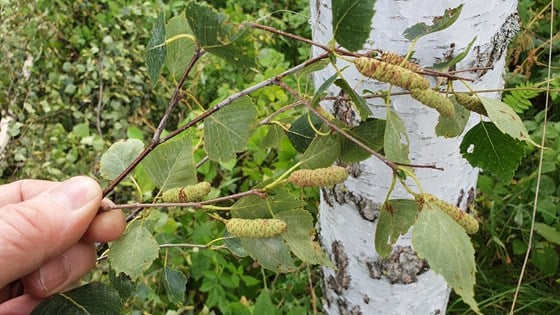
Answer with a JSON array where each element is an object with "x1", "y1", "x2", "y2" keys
[
  {"x1": 419, "y1": 193, "x2": 479, "y2": 234},
  {"x1": 410, "y1": 89, "x2": 455, "y2": 117},
  {"x1": 380, "y1": 51, "x2": 422, "y2": 72},
  {"x1": 226, "y1": 218, "x2": 288, "y2": 238},
  {"x1": 454, "y1": 92, "x2": 487, "y2": 116},
  {"x1": 161, "y1": 181, "x2": 212, "y2": 203},
  {"x1": 288, "y1": 166, "x2": 348, "y2": 187},
  {"x1": 355, "y1": 57, "x2": 430, "y2": 90}
]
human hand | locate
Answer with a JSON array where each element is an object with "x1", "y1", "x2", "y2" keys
[{"x1": 0, "y1": 176, "x2": 126, "y2": 314}]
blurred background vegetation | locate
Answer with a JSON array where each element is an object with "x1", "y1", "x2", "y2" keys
[{"x1": 0, "y1": 0, "x2": 558, "y2": 314}]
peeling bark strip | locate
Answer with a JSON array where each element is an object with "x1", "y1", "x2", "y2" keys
[{"x1": 366, "y1": 246, "x2": 428, "y2": 284}]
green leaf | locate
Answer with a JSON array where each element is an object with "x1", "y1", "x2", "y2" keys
[
  {"x1": 403, "y1": 5, "x2": 463, "y2": 40},
  {"x1": 294, "y1": 59, "x2": 330, "y2": 81},
  {"x1": 276, "y1": 209, "x2": 333, "y2": 266},
  {"x1": 429, "y1": 37, "x2": 476, "y2": 71},
  {"x1": 240, "y1": 237, "x2": 296, "y2": 272},
  {"x1": 375, "y1": 199, "x2": 419, "y2": 257},
  {"x1": 165, "y1": 14, "x2": 196, "y2": 81},
  {"x1": 412, "y1": 202, "x2": 480, "y2": 314},
  {"x1": 312, "y1": 72, "x2": 338, "y2": 107},
  {"x1": 204, "y1": 96, "x2": 258, "y2": 162},
  {"x1": 287, "y1": 113, "x2": 324, "y2": 153},
  {"x1": 532, "y1": 247, "x2": 559, "y2": 276},
  {"x1": 254, "y1": 290, "x2": 279, "y2": 315},
  {"x1": 231, "y1": 187, "x2": 306, "y2": 219},
  {"x1": 185, "y1": 1, "x2": 256, "y2": 67},
  {"x1": 99, "y1": 139, "x2": 144, "y2": 180},
  {"x1": 334, "y1": 78, "x2": 373, "y2": 120},
  {"x1": 109, "y1": 270, "x2": 135, "y2": 301},
  {"x1": 223, "y1": 234, "x2": 249, "y2": 257},
  {"x1": 332, "y1": 0, "x2": 376, "y2": 51},
  {"x1": 109, "y1": 220, "x2": 159, "y2": 281},
  {"x1": 460, "y1": 122, "x2": 525, "y2": 181},
  {"x1": 141, "y1": 132, "x2": 196, "y2": 191},
  {"x1": 146, "y1": 12, "x2": 167, "y2": 87},
  {"x1": 163, "y1": 266, "x2": 188, "y2": 305},
  {"x1": 384, "y1": 111, "x2": 409, "y2": 163},
  {"x1": 31, "y1": 282, "x2": 121, "y2": 315},
  {"x1": 300, "y1": 133, "x2": 340, "y2": 169},
  {"x1": 230, "y1": 188, "x2": 303, "y2": 272},
  {"x1": 340, "y1": 118, "x2": 385, "y2": 163},
  {"x1": 435, "y1": 96, "x2": 470, "y2": 138},
  {"x1": 534, "y1": 223, "x2": 560, "y2": 245},
  {"x1": 479, "y1": 97, "x2": 534, "y2": 144},
  {"x1": 260, "y1": 124, "x2": 284, "y2": 149}
]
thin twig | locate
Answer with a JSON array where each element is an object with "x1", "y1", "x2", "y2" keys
[
  {"x1": 160, "y1": 53, "x2": 330, "y2": 143},
  {"x1": 420, "y1": 69, "x2": 475, "y2": 82},
  {"x1": 106, "y1": 188, "x2": 267, "y2": 211},
  {"x1": 159, "y1": 243, "x2": 225, "y2": 250},
  {"x1": 259, "y1": 100, "x2": 302, "y2": 125},
  {"x1": 249, "y1": 22, "x2": 332, "y2": 54},
  {"x1": 308, "y1": 266, "x2": 318, "y2": 314},
  {"x1": 275, "y1": 81, "x2": 444, "y2": 171},
  {"x1": 249, "y1": 22, "x2": 364, "y2": 58},
  {"x1": 102, "y1": 49, "x2": 205, "y2": 197},
  {"x1": 510, "y1": 2, "x2": 554, "y2": 313},
  {"x1": 196, "y1": 155, "x2": 210, "y2": 169},
  {"x1": 276, "y1": 80, "x2": 396, "y2": 170}
]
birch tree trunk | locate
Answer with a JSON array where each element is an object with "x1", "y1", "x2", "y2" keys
[{"x1": 311, "y1": 1, "x2": 518, "y2": 314}]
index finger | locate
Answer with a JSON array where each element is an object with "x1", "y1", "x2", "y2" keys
[{"x1": 0, "y1": 180, "x2": 60, "y2": 207}]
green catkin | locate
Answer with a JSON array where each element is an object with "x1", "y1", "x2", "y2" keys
[
  {"x1": 419, "y1": 193, "x2": 479, "y2": 234},
  {"x1": 355, "y1": 57, "x2": 430, "y2": 90},
  {"x1": 380, "y1": 51, "x2": 422, "y2": 73},
  {"x1": 226, "y1": 218, "x2": 288, "y2": 238},
  {"x1": 410, "y1": 89, "x2": 455, "y2": 117},
  {"x1": 287, "y1": 166, "x2": 348, "y2": 187},
  {"x1": 161, "y1": 181, "x2": 212, "y2": 203},
  {"x1": 454, "y1": 92, "x2": 487, "y2": 116}
]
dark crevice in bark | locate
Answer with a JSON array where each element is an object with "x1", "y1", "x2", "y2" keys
[
  {"x1": 328, "y1": 240, "x2": 350, "y2": 294},
  {"x1": 322, "y1": 184, "x2": 380, "y2": 222},
  {"x1": 471, "y1": 13, "x2": 520, "y2": 77},
  {"x1": 366, "y1": 246, "x2": 429, "y2": 284},
  {"x1": 323, "y1": 241, "x2": 362, "y2": 315}
]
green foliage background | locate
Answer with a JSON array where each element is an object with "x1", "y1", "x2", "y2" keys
[{"x1": 1, "y1": 0, "x2": 559, "y2": 314}]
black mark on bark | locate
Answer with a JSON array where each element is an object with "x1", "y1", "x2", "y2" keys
[
  {"x1": 328, "y1": 240, "x2": 350, "y2": 294},
  {"x1": 337, "y1": 299, "x2": 363, "y2": 315},
  {"x1": 472, "y1": 13, "x2": 520, "y2": 77},
  {"x1": 322, "y1": 184, "x2": 380, "y2": 222},
  {"x1": 366, "y1": 246, "x2": 428, "y2": 284}
]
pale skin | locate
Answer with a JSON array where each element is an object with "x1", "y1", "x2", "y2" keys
[{"x1": 0, "y1": 176, "x2": 126, "y2": 314}]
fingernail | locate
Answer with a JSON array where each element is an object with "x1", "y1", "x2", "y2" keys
[
  {"x1": 38, "y1": 255, "x2": 70, "y2": 293},
  {"x1": 49, "y1": 177, "x2": 99, "y2": 211}
]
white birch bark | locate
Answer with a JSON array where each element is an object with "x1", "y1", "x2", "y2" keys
[{"x1": 311, "y1": 1, "x2": 518, "y2": 314}]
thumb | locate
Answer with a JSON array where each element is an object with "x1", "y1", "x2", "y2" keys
[{"x1": 0, "y1": 177, "x2": 101, "y2": 288}]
